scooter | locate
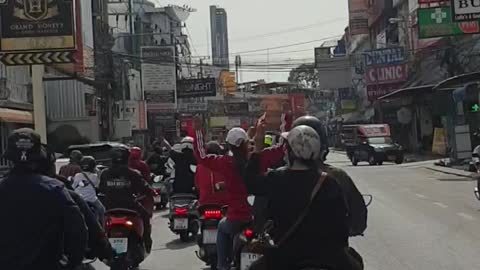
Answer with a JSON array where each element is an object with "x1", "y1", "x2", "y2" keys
[
  {"x1": 152, "y1": 175, "x2": 169, "y2": 209},
  {"x1": 168, "y1": 193, "x2": 200, "y2": 242},
  {"x1": 195, "y1": 204, "x2": 224, "y2": 270},
  {"x1": 104, "y1": 195, "x2": 149, "y2": 270}
]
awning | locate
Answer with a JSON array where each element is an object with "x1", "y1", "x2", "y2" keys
[
  {"x1": 378, "y1": 84, "x2": 435, "y2": 100},
  {"x1": 433, "y1": 71, "x2": 480, "y2": 90},
  {"x1": 0, "y1": 108, "x2": 33, "y2": 124}
]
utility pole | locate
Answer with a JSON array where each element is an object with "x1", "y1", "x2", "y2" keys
[
  {"x1": 128, "y1": 0, "x2": 135, "y2": 54},
  {"x1": 32, "y1": 65, "x2": 47, "y2": 143},
  {"x1": 122, "y1": 60, "x2": 130, "y2": 120}
]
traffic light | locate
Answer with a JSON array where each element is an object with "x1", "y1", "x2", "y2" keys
[{"x1": 465, "y1": 83, "x2": 480, "y2": 113}]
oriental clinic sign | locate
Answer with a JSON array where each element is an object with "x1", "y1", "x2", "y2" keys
[{"x1": 366, "y1": 63, "x2": 408, "y2": 85}]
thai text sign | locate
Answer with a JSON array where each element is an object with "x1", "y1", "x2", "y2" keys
[
  {"x1": 366, "y1": 64, "x2": 408, "y2": 85},
  {"x1": 364, "y1": 47, "x2": 406, "y2": 67},
  {"x1": 366, "y1": 83, "x2": 402, "y2": 101}
]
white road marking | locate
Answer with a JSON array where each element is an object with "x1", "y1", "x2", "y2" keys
[
  {"x1": 457, "y1": 212, "x2": 476, "y2": 221},
  {"x1": 415, "y1": 193, "x2": 427, "y2": 199},
  {"x1": 433, "y1": 202, "x2": 448, "y2": 208}
]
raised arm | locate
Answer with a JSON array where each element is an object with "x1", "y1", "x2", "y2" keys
[{"x1": 193, "y1": 116, "x2": 227, "y2": 170}]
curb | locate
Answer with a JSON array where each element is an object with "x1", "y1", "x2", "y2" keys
[{"x1": 422, "y1": 166, "x2": 475, "y2": 179}]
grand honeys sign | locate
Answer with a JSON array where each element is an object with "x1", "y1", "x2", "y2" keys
[{"x1": 418, "y1": 7, "x2": 480, "y2": 39}]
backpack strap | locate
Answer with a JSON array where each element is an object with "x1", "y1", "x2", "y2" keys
[
  {"x1": 81, "y1": 172, "x2": 98, "y2": 193},
  {"x1": 277, "y1": 172, "x2": 328, "y2": 246}
]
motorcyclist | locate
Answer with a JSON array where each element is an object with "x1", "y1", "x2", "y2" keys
[
  {"x1": 291, "y1": 116, "x2": 368, "y2": 237},
  {"x1": 40, "y1": 148, "x2": 113, "y2": 264},
  {"x1": 59, "y1": 149, "x2": 83, "y2": 179},
  {"x1": 0, "y1": 128, "x2": 88, "y2": 270},
  {"x1": 146, "y1": 146, "x2": 169, "y2": 177},
  {"x1": 192, "y1": 115, "x2": 284, "y2": 270},
  {"x1": 472, "y1": 145, "x2": 480, "y2": 199},
  {"x1": 73, "y1": 156, "x2": 106, "y2": 226},
  {"x1": 99, "y1": 146, "x2": 155, "y2": 253},
  {"x1": 129, "y1": 146, "x2": 151, "y2": 182},
  {"x1": 195, "y1": 141, "x2": 228, "y2": 206},
  {"x1": 245, "y1": 125, "x2": 356, "y2": 270},
  {"x1": 169, "y1": 136, "x2": 197, "y2": 195}
]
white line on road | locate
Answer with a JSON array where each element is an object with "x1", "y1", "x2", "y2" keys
[
  {"x1": 433, "y1": 202, "x2": 448, "y2": 208},
  {"x1": 457, "y1": 212, "x2": 476, "y2": 221},
  {"x1": 415, "y1": 193, "x2": 427, "y2": 199}
]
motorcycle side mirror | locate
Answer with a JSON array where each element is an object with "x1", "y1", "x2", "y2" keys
[
  {"x1": 247, "y1": 195, "x2": 255, "y2": 206},
  {"x1": 190, "y1": 165, "x2": 197, "y2": 173},
  {"x1": 363, "y1": 194, "x2": 373, "y2": 207},
  {"x1": 153, "y1": 175, "x2": 164, "y2": 183}
]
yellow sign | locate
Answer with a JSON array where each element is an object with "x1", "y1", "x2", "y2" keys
[
  {"x1": 432, "y1": 128, "x2": 446, "y2": 156},
  {"x1": 219, "y1": 71, "x2": 236, "y2": 95}
]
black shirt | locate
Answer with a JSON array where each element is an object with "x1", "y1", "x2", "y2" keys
[{"x1": 245, "y1": 155, "x2": 351, "y2": 269}]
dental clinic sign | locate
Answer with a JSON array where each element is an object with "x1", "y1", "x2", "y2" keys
[
  {"x1": 452, "y1": 0, "x2": 480, "y2": 21},
  {"x1": 366, "y1": 63, "x2": 408, "y2": 85}
]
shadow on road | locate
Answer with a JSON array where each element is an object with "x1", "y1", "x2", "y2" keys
[{"x1": 164, "y1": 238, "x2": 196, "y2": 250}]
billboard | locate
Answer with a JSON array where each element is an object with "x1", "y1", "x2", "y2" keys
[
  {"x1": 418, "y1": 7, "x2": 480, "y2": 39},
  {"x1": 219, "y1": 71, "x2": 236, "y2": 95},
  {"x1": 348, "y1": 0, "x2": 369, "y2": 35},
  {"x1": 364, "y1": 47, "x2": 406, "y2": 67},
  {"x1": 316, "y1": 56, "x2": 352, "y2": 89},
  {"x1": 365, "y1": 64, "x2": 409, "y2": 85},
  {"x1": 452, "y1": 0, "x2": 480, "y2": 21},
  {"x1": 142, "y1": 46, "x2": 177, "y2": 111},
  {"x1": 117, "y1": 100, "x2": 147, "y2": 130},
  {"x1": 177, "y1": 78, "x2": 216, "y2": 98}
]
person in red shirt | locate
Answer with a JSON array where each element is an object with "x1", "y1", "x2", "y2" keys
[
  {"x1": 193, "y1": 115, "x2": 284, "y2": 270},
  {"x1": 128, "y1": 147, "x2": 151, "y2": 182},
  {"x1": 195, "y1": 141, "x2": 228, "y2": 206}
]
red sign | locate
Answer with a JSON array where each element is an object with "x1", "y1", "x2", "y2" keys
[
  {"x1": 367, "y1": 83, "x2": 403, "y2": 102},
  {"x1": 366, "y1": 64, "x2": 408, "y2": 85}
]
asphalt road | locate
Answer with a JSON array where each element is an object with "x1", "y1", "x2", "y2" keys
[{"x1": 94, "y1": 152, "x2": 480, "y2": 270}]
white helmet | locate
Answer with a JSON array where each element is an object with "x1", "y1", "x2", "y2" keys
[
  {"x1": 180, "y1": 136, "x2": 194, "y2": 151},
  {"x1": 287, "y1": 125, "x2": 321, "y2": 161},
  {"x1": 226, "y1": 128, "x2": 248, "y2": 147}
]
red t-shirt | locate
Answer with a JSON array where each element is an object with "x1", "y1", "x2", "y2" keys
[
  {"x1": 195, "y1": 164, "x2": 228, "y2": 206},
  {"x1": 194, "y1": 130, "x2": 284, "y2": 221}
]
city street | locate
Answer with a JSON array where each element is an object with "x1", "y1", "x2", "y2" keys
[{"x1": 95, "y1": 152, "x2": 480, "y2": 270}]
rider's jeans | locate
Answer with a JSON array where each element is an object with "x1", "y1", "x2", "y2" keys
[{"x1": 216, "y1": 218, "x2": 248, "y2": 270}]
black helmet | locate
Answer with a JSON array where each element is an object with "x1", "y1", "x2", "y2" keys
[
  {"x1": 110, "y1": 146, "x2": 130, "y2": 165},
  {"x1": 206, "y1": 141, "x2": 223, "y2": 155},
  {"x1": 69, "y1": 150, "x2": 83, "y2": 164},
  {"x1": 292, "y1": 116, "x2": 329, "y2": 161},
  {"x1": 80, "y1": 156, "x2": 96, "y2": 172},
  {"x1": 3, "y1": 128, "x2": 47, "y2": 164}
]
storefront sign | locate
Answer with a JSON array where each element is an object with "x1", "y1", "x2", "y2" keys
[
  {"x1": 364, "y1": 47, "x2": 406, "y2": 67},
  {"x1": 225, "y1": 102, "x2": 249, "y2": 115},
  {"x1": 452, "y1": 0, "x2": 480, "y2": 21},
  {"x1": 367, "y1": 83, "x2": 403, "y2": 101},
  {"x1": 177, "y1": 100, "x2": 208, "y2": 112},
  {"x1": 0, "y1": 0, "x2": 75, "y2": 53},
  {"x1": 177, "y1": 78, "x2": 216, "y2": 98},
  {"x1": 142, "y1": 46, "x2": 176, "y2": 111},
  {"x1": 418, "y1": 7, "x2": 480, "y2": 39},
  {"x1": 366, "y1": 63, "x2": 408, "y2": 85}
]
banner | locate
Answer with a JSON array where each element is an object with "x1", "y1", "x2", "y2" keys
[
  {"x1": 366, "y1": 63, "x2": 408, "y2": 85},
  {"x1": 142, "y1": 46, "x2": 176, "y2": 111},
  {"x1": 219, "y1": 71, "x2": 236, "y2": 95},
  {"x1": 418, "y1": 7, "x2": 480, "y2": 39},
  {"x1": 116, "y1": 100, "x2": 146, "y2": 130},
  {"x1": 177, "y1": 78, "x2": 216, "y2": 98}
]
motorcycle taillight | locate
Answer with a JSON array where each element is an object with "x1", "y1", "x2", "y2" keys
[
  {"x1": 175, "y1": 208, "x2": 188, "y2": 215},
  {"x1": 244, "y1": 228, "x2": 255, "y2": 239},
  {"x1": 204, "y1": 210, "x2": 222, "y2": 219},
  {"x1": 107, "y1": 217, "x2": 134, "y2": 228}
]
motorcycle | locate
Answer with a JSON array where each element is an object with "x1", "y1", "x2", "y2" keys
[
  {"x1": 195, "y1": 204, "x2": 225, "y2": 270},
  {"x1": 104, "y1": 195, "x2": 149, "y2": 270},
  {"x1": 168, "y1": 193, "x2": 200, "y2": 242},
  {"x1": 151, "y1": 175, "x2": 170, "y2": 210}
]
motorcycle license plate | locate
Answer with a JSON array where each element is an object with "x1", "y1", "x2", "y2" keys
[
  {"x1": 202, "y1": 229, "x2": 217, "y2": 244},
  {"x1": 154, "y1": 195, "x2": 162, "y2": 203},
  {"x1": 174, "y1": 218, "x2": 188, "y2": 230},
  {"x1": 109, "y1": 238, "x2": 128, "y2": 254},
  {"x1": 241, "y1": 252, "x2": 263, "y2": 270}
]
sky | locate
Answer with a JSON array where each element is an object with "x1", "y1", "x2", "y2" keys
[{"x1": 157, "y1": 0, "x2": 348, "y2": 82}]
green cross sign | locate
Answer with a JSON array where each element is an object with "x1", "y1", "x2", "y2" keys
[
  {"x1": 418, "y1": 7, "x2": 480, "y2": 39},
  {"x1": 430, "y1": 8, "x2": 447, "y2": 24},
  {"x1": 471, "y1": 104, "x2": 480, "y2": 112}
]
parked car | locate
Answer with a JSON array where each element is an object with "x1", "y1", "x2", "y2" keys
[
  {"x1": 343, "y1": 124, "x2": 404, "y2": 166},
  {"x1": 65, "y1": 142, "x2": 129, "y2": 167}
]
